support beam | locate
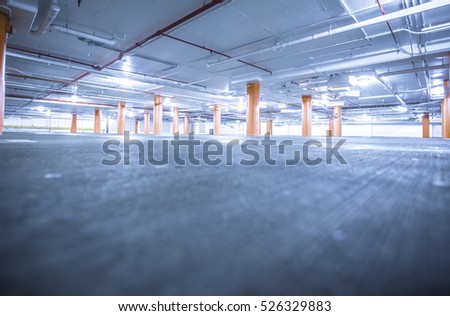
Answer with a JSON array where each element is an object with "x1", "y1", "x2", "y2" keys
[
  {"x1": 444, "y1": 80, "x2": 450, "y2": 138},
  {"x1": 153, "y1": 95, "x2": 163, "y2": 135},
  {"x1": 144, "y1": 112, "x2": 150, "y2": 134},
  {"x1": 246, "y1": 82, "x2": 260, "y2": 136},
  {"x1": 213, "y1": 104, "x2": 221, "y2": 135},
  {"x1": 184, "y1": 116, "x2": 189, "y2": 134},
  {"x1": 0, "y1": 14, "x2": 9, "y2": 135},
  {"x1": 172, "y1": 107, "x2": 179, "y2": 134},
  {"x1": 134, "y1": 119, "x2": 139, "y2": 134},
  {"x1": 70, "y1": 114, "x2": 77, "y2": 133},
  {"x1": 302, "y1": 95, "x2": 312, "y2": 137},
  {"x1": 266, "y1": 119, "x2": 273, "y2": 136},
  {"x1": 422, "y1": 112, "x2": 430, "y2": 138},
  {"x1": 94, "y1": 109, "x2": 101, "y2": 133},
  {"x1": 333, "y1": 106, "x2": 342, "y2": 137},
  {"x1": 117, "y1": 101, "x2": 125, "y2": 134}
]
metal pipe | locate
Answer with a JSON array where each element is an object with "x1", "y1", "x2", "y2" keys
[
  {"x1": 49, "y1": 24, "x2": 116, "y2": 46},
  {"x1": 209, "y1": 0, "x2": 450, "y2": 67}
]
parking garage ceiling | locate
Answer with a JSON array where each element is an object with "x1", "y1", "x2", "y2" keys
[{"x1": 2, "y1": 0, "x2": 450, "y2": 124}]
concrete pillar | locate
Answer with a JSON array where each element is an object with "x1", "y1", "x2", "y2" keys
[
  {"x1": 327, "y1": 117, "x2": 334, "y2": 137},
  {"x1": 94, "y1": 109, "x2": 101, "y2": 133},
  {"x1": 213, "y1": 104, "x2": 221, "y2": 135},
  {"x1": 134, "y1": 119, "x2": 139, "y2": 134},
  {"x1": 442, "y1": 100, "x2": 446, "y2": 138},
  {"x1": 70, "y1": 114, "x2": 77, "y2": 133},
  {"x1": 266, "y1": 119, "x2": 273, "y2": 135},
  {"x1": 184, "y1": 116, "x2": 189, "y2": 134},
  {"x1": 246, "y1": 82, "x2": 260, "y2": 136},
  {"x1": 333, "y1": 106, "x2": 342, "y2": 137},
  {"x1": 444, "y1": 80, "x2": 450, "y2": 138},
  {"x1": 422, "y1": 112, "x2": 430, "y2": 138},
  {"x1": 153, "y1": 95, "x2": 163, "y2": 135},
  {"x1": 144, "y1": 112, "x2": 150, "y2": 134},
  {"x1": 117, "y1": 101, "x2": 125, "y2": 134},
  {"x1": 302, "y1": 95, "x2": 312, "y2": 137},
  {"x1": 0, "y1": 13, "x2": 9, "y2": 136},
  {"x1": 172, "y1": 107, "x2": 179, "y2": 134}
]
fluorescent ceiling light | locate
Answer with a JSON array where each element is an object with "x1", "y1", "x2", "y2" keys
[
  {"x1": 237, "y1": 97, "x2": 245, "y2": 111},
  {"x1": 430, "y1": 86, "x2": 444, "y2": 99},
  {"x1": 396, "y1": 106, "x2": 409, "y2": 113},
  {"x1": 349, "y1": 75, "x2": 376, "y2": 86}
]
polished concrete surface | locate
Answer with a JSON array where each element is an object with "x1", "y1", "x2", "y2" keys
[{"x1": 0, "y1": 131, "x2": 449, "y2": 295}]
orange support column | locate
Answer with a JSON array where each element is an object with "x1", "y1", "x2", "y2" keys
[
  {"x1": 213, "y1": 104, "x2": 221, "y2": 135},
  {"x1": 153, "y1": 95, "x2": 163, "y2": 135},
  {"x1": 302, "y1": 95, "x2": 312, "y2": 136},
  {"x1": 117, "y1": 101, "x2": 125, "y2": 134},
  {"x1": 134, "y1": 119, "x2": 139, "y2": 134},
  {"x1": 333, "y1": 106, "x2": 342, "y2": 137},
  {"x1": 70, "y1": 114, "x2": 77, "y2": 133},
  {"x1": 172, "y1": 107, "x2": 179, "y2": 134},
  {"x1": 444, "y1": 80, "x2": 450, "y2": 138},
  {"x1": 266, "y1": 119, "x2": 273, "y2": 135},
  {"x1": 184, "y1": 116, "x2": 189, "y2": 134},
  {"x1": 0, "y1": 13, "x2": 10, "y2": 135},
  {"x1": 144, "y1": 112, "x2": 150, "y2": 134},
  {"x1": 327, "y1": 117, "x2": 334, "y2": 137},
  {"x1": 422, "y1": 112, "x2": 430, "y2": 138},
  {"x1": 246, "y1": 82, "x2": 260, "y2": 136},
  {"x1": 94, "y1": 109, "x2": 101, "y2": 133}
]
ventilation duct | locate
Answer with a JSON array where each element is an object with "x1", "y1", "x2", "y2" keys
[
  {"x1": 29, "y1": 0, "x2": 60, "y2": 36},
  {"x1": 1, "y1": 0, "x2": 38, "y2": 34}
]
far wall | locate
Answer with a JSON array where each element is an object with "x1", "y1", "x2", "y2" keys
[{"x1": 4, "y1": 117, "x2": 443, "y2": 137}]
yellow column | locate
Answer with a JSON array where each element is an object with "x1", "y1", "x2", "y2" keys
[
  {"x1": 70, "y1": 114, "x2": 77, "y2": 133},
  {"x1": 0, "y1": 13, "x2": 10, "y2": 135},
  {"x1": 214, "y1": 104, "x2": 221, "y2": 135},
  {"x1": 246, "y1": 82, "x2": 260, "y2": 136},
  {"x1": 422, "y1": 112, "x2": 430, "y2": 138},
  {"x1": 172, "y1": 107, "x2": 179, "y2": 134},
  {"x1": 266, "y1": 119, "x2": 273, "y2": 135},
  {"x1": 333, "y1": 106, "x2": 342, "y2": 137},
  {"x1": 153, "y1": 95, "x2": 163, "y2": 135},
  {"x1": 302, "y1": 95, "x2": 312, "y2": 136},
  {"x1": 134, "y1": 119, "x2": 139, "y2": 134},
  {"x1": 94, "y1": 109, "x2": 101, "y2": 133},
  {"x1": 184, "y1": 116, "x2": 189, "y2": 134},
  {"x1": 444, "y1": 80, "x2": 450, "y2": 138},
  {"x1": 117, "y1": 101, "x2": 125, "y2": 134}
]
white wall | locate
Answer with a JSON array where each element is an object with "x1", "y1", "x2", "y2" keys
[{"x1": 4, "y1": 116, "x2": 443, "y2": 138}]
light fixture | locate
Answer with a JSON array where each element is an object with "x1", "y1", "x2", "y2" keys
[
  {"x1": 397, "y1": 106, "x2": 409, "y2": 113},
  {"x1": 237, "y1": 97, "x2": 245, "y2": 111},
  {"x1": 46, "y1": 110, "x2": 51, "y2": 117},
  {"x1": 70, "y1": 94, "x2": 78, "y2": 102},
  {"x1": 37, "y1": 106, "x2": 45, "y2": 112},
  {"x1": 164, "y1": 97, "x2": 172, "y2": 105},
  {"x1": 430, "y1": 86, "x2": 444, "y2": 99},
  {"x1": 349, "y1": 75, "x2": 376, "y2": 86}
]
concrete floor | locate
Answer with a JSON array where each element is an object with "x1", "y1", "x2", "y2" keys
[{"x1": 0, "y1": 131, "x2": 449, "y2": 295}]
